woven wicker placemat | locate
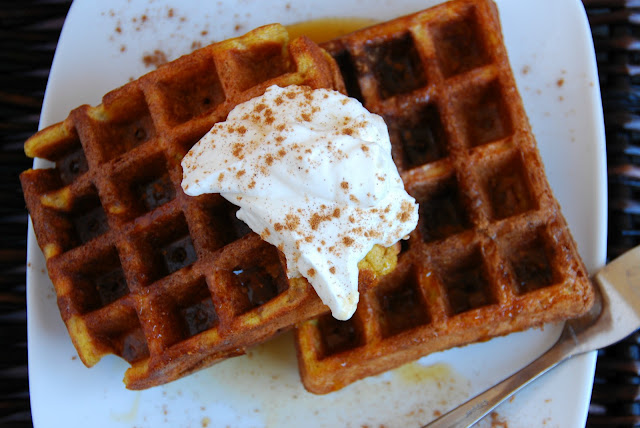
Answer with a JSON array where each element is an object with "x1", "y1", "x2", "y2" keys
[
  {"x1": 585, "y1": 0, "x2": 640, "y2": 426},
  {"x1": 1, "y1": 2, "x2": 72, "y2": 427},
  {"x1": 1, "y1": 1, "x2": 638, "y2": 427}
]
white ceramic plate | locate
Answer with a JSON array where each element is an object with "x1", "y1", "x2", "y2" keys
[{"x1": 27, "y1": 0, "x2": 606, "y2": 427}]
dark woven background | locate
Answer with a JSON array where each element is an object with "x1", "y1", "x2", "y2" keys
[{"x1": 1, "y1": 1, "x2": 638, "y2": 427}]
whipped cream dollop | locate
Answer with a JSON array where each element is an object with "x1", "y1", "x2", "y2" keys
[{"x1": 181, "y1": 85, "x2": 418, "y2": 320}]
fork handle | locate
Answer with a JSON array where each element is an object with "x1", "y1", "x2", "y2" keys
[{"x1": 423, "y1": 335, "x2": 576, "y2": 428}]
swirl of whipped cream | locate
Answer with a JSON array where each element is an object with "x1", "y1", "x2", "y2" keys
[{"x1": 181, "y1": 85, "x2": 418, "y2": 320}]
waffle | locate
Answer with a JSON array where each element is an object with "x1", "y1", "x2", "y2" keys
[
  {"x1": 20, "y1": 24, "x2": 352, "y2": 390},
  {"x1": 295, "y1": 0, "x2": 596, "y2": 394}
]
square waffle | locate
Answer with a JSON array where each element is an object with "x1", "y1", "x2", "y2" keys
[
  {"x1": 295, "y1": 0, "x2": 596, "y2": 394},
  {"x1": 20, "y1": 24, "x2": 349, "y2": 390}
]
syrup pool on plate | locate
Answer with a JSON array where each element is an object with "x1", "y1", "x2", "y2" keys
[{"x1": 285, "y1": 17, "x2": 377, "y2": 43}]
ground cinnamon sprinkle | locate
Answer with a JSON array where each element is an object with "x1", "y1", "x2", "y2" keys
[
  {"x1": 285, "y1": 214, "x2": 300, "y2": 231},
  {"x1": 342, "y1": 237, "x2": 354, "y2": 246},
  {"x1": 329, "y1": 267, "x2": 336, "y2": 274},
  {"x1": 142, "y1": 49, "x2": 168, "y2": 68},
  {"x1": 309, "y1": 213, "x2": 322, "y2": 230},
  {"x1": 307, "y1": 268, "x2": 316, "y2": 277},
  {"x1": 232, "y1": 143, "x2": 243, "y2": 159},
  {"x1": 341, "y1": 181, "x2": 349, "y2": 190},
  {"x1": 309, "y1": 212, "x2": 333, "y2": 230},
  {"x1": 397, "y1": 200, "x2": 414, "y2": 222}
]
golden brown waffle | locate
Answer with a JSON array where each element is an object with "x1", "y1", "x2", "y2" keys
[
  {"x1": 20, "y1": 24, "x2": 349, "y2": 390},
  {"x1": 295, "y1": 0, "x2": 596, "y2": 394}
]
